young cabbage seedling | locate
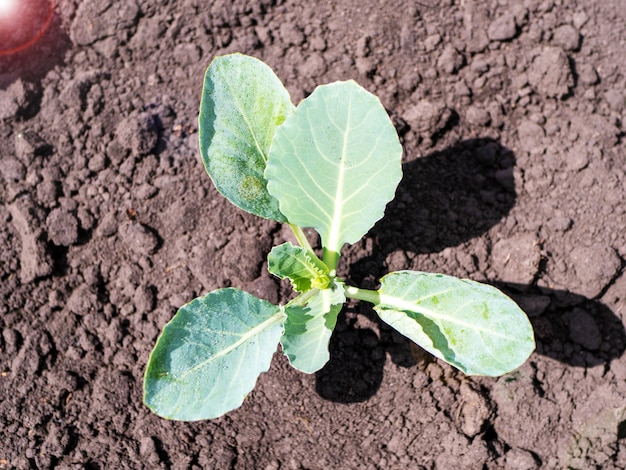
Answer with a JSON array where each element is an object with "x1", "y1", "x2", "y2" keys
[{"x1": 143, "y1": 53, "x2": 535, "y2": 421}]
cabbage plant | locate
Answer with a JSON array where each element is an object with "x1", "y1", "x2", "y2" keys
[{"x1": 143, "y1": 53, "x2": 535, "y2": 421}]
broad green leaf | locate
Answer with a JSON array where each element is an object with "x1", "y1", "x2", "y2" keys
[
  {"x1": 374, "y1": 271, "x2": 535, "y2": 376},
  {"x1": 143, "y1": 288, "x2": 285, "y2": 421},
  {"x1": 281, "y1": 281, "x2": 345, "y2": 373},
  {"x1": 199, "y1": 53, "x2": 294, "y2": 222},
  {"x1": 265, "y1": 80, "x2": 402, "y2": 258},
  {"x1": 268, "y1": 242, "x2": 330, "y2": 292}
]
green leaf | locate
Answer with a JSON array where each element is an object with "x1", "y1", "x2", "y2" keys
[
  {"x1": 374, "y1": 271, "x2": 535, "y2": 376},
  {"x1": 143, "y1": 288, "x2": 285, "y2": 421},
  {"x1": 281, "y1": 281, "x2": 345, "y2": 373},
  {"x1": 265, "y1": 80, "x2": 402, "y2": 258},
  {"x1": 268, "y1": 242, "x2": 330, "y2": 292},
  {"x1": 199, "y1": 53, "x2": 294, "y2": 222}
]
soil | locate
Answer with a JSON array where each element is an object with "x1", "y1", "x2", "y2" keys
[{"x1": 1, "y1": 0, "x2": 625, "y2": 468}]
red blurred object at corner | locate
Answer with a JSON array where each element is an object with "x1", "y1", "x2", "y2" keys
[{"x1": 0, "y1": 0, "x2": 55, "y2": 56}]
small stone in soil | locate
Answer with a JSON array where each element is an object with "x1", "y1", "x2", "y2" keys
[
  {"x1": 0, "y1": 79, "x2": 39, "y2": 120},
  {"x1": 8, "y1": 198, "x2": 54, "y2": 283},
  {"x1": 570, "y1": 245, "x2": 621, "y2": 298},
  {"x1": 527, "y1": 47, "x2": 574, "y2": 98},
  {"x1": 577, "y1": 63, "x2": 599, "y2": 86},
  {"x1": 604, "y1": 89, "x2": 624, "y2": 112},
  {"x1": 487, "y1": 13, "x2": 518, "y2": 42},
  {"x1": 490, "y1": 233, "x2": 541, "y2": 285},
  {"x1": 552, "y1": 24, "x2": 581, "y2": 51},
  {"x1": 403, "y1": 100, "x2": 452, "y2": 135},
  {"x1": 46, "y1": 208, "x2": 79, "y2": 246},
  {"x1": 119, "y1": 222, "x2": 160, "y2": 256},
  {"x1": 437, "y1": 46, "x2": 465, "y2": 74}
]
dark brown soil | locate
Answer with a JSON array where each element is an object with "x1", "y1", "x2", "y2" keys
[{"x1": 1, "y1": 0, "x2": 626, "y2": 468}]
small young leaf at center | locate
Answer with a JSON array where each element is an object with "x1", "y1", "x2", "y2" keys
[{"x1": 267, "y1": 242, "x2": 330, "y2": 292}]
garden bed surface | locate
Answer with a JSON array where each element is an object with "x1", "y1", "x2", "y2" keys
[{"x1": 1, "y1": 0, "x2": 625, "y2": 468}]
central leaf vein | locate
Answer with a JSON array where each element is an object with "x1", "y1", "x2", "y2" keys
[{"x1": 174, "y1": 310, "x2": 285, "y2": 382}]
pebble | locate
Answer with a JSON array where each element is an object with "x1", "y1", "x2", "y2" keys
[
  {"x1": 2, "y1": 328, "x2": 22, "y2": 354},
  {"x1": 385, "y1": 250, "x2": 410, "y2": 272},
  {"x1": 604, "y1": 89, "x2": 624, "y2": 112},
  {"x1": 505, "y1": 448, "x2": 540, "y2": 469},
  {"x1": 278, "y1": 22, "x2": 305, "y2": 47},
  {"x1": 403, "y1": 99, "x2": 452, "y2": 135},
  {"x1": 457, "y1": 383, "x2": 492, "y2": 438},
  {"x1": 572, "y1": 11, "x2": 589, "y2": 29},
  {"x1": 0, "y1": 79, "x2": 39, "y2": 120},
  {"x1": 133, "y1": 285, "x2": 156, "y2": 314},
  {"x1": 515, "y1": 294, "x2": 551, "y2": 317},
  {"x1": 487, "y1": 13, "x2": 517, "y2": 42},
  {"x1": 355, "y1": 57, "x2": 376, "y2": 77},
  {"x1": 139, "y1": 436, "x2": 162, "y2": 466},
  {"x1": 97, "y1": 211, "x2": 119, "y2": 237},
  {"x1": 116, "y1": 112, "x2": 159, "y2": 156},
  {"x1": 46, "y1": 208, "x2": 79, "y2": 246},
  {"x1": 173, "y1": 43, "x2": 202, "y2": 67},
  {"x1": 302, "y1": 53, "x2": 328, "y2": 77},
  {"x1": 135, "y1": 183, "x2": 158, "y2": 200},
  {"x1": 517, "y1": 120, "x2": 545, "y2": 153},
  {"x1": 437, "y1": 46, "x2": 465, "y2": 74},
  {"x1": 36, "y1": 179, "x2": 60, "y2": 207},
  {"x1": 552, "y1": 24, "x2": 581, "y2": 51},
  {"x1": 0, "y1": 158, "x2": 25, "y2": 182},
  {"x1": 15, "y1": 131, "x2": 49, "y2": 164},
  {"x1": 119, "y1": 221, "x2": 159, "y2": 256},
  {"x1": 527, "y1": 47, "x2": 574, "y2": 98},
  {"x1": 8, "y1": 198, "x2": 54, "y2": 283},
  {"x1": 566, "y1": 143, "x2": 590, "y2": 171},
  {"x1": 77, "y1": 207, "x2": 95, "y2": 231},
  {"x1": 577, "y1": 63, "x2": 599, "y2": 86},
  {"x1": 466, "y1": 105, "x2": 491, "y2": 126},
  {"x1": 490, "y1": 233, "x2": 540, "y2": 285},
  {"x1": 546, "y1": 216, "x2": 572, "y2": 232},
  {"x1": 71, "y1": 0, "x2": 140, "y2": 46},
  {"x1": 570, "y1": 245, "x2": 621, "y2": 298},
  {"x1": 424, "y1": 33, "x2": 442, "y2": 52}
]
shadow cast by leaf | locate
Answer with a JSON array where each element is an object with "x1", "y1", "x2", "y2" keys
[
  {"x1": 317, "y1": 136, "x2": 625, "y2": 404},
  {"x1": 497, "y1": 282, "x2": 626, "y2": 368},
  {"x1": 316, "y1": 281, "x2": 626, "y2": 404},
  {"x1": 379, "y1": 137, "x2": 515, "y2": 255},
  {"x1": 350, "y1": 138, "x2": 516, "y2": 284},
  {"x1": 315, "y1": 306, "x2": 387, "y2": 403},
  {"x1": 318, "y1": 137, "x2": 518, "y2": 403}
]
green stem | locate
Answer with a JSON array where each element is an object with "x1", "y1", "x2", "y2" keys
[
  {"x1": 344, "y1": 285, "x2": 380, "y2": 305},
  {"x1": 284, "y1": 288, "x2": 318, "y2": 308},
  {"x1": 322, "y1": 248, "x2": 340, "y2": 274},
  {"x1": 289, "y1": 224, "x2": 314, "y2": 253}
]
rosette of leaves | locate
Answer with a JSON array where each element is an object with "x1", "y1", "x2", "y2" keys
[{"x1": 143, "y1": 53, "x2": 535, "y2": 421}]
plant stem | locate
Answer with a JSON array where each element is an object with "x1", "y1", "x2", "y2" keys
[
  {"x1": 322, "y1": 248, "x2": 340, "y2": 274},
  {"x1": 284, "y1": 288, "x2": 318, "y2": 308},
  {"x1": 344, "y1": 285, "x2": 380, "y2": 305},
  {"x1": 289, "y1": 224, "x2": 314, "y2": 253}
]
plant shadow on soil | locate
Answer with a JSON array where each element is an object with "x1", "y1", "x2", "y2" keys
[{"x1": 316, "y1": 137, "x2": 625, "y2": 403}]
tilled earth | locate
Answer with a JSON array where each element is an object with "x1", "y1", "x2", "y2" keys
[{"x1": 1, "y1": 0, "x2": 625, "y2": 468}]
